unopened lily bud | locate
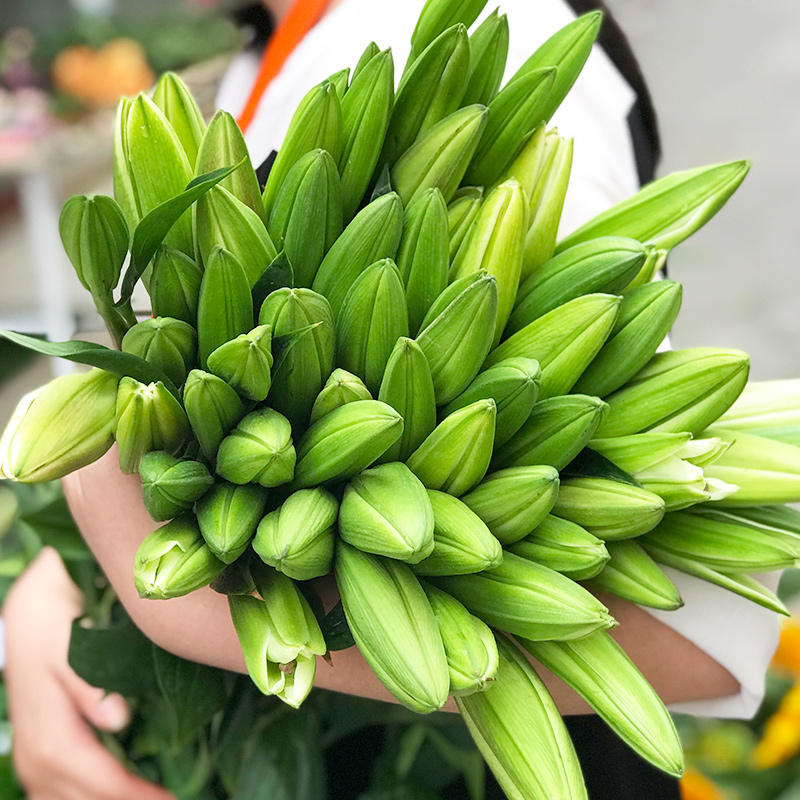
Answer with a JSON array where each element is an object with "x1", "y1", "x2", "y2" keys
[
  {"x1": 183, "y1": 369, "x2": 245, "y2": 462},
  {"x1": 196, "y1": 481, "x2": 268, "y2": 563},
  {"x1": 339, "y1": 462, "x2": 434, "y2": 563},
  {"x1": 461, "y1": 466, "x2": 560, "y2": 545},
  {"x1": 422, "y1": 582, "x2": 498, "y2": 696},
  {"x1": 139, "y1": 451, "x2": 213, "y2": 521},
  {"x1": 149, "y1": 245, "x2": 203, "y2": 326},
  {"x1": 152, "y1": 72, "x2": 206, "y2": 166},
  {"x1": 134, "y1": 514, "x2": 225, "y2": 599},
  {"x1": 717, "y1": 379, "x2": 800, "y2": 446},
  {"x1": 59, "y1": 194, "x2": 128, "y2": 299},
  {"x1": 230, "y1": 569, "x2": 326, "y2": 707},
  {"x1": 253, "y1": 488, "x2": 338, "y2": 580},
  {"x1": 216, "y1": 408, "x2": 295, "y2": 488},
  {"x1": 0, "y1": 369, "x2": 117, "y2": 482},
  {"x1": 207, "y1": 324, "x2": 273, "y2": 402},
  {"x1": 115, "y1": 377, "x2": 189, "y2": 474},
  {"x1": 413, "y1": 489, "x2": 502, "y2": 577},
  {"x1": 310, "y1": 369, "x2": 372, "y2": 424},
  {"x1": 121, "y1": 317, "x2": 197, "y2": 387}
]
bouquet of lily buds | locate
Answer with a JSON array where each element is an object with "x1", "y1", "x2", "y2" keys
[{"x1": 3, "y1": 0, "x2": 800, "y2": 796}]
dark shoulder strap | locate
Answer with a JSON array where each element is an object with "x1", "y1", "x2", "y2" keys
[{"x1": 564, "y1": 0, "x2": 661, "y2": 184}]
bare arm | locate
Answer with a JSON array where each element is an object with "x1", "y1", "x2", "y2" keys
[{"x1": 63, "y1": 447, "x2": 739, "y2": 714}]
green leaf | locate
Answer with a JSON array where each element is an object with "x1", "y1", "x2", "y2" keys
[
  {"x1": 563, "y1": 448, "x2": 641, "y2": 487},
  {"x1": 232, "y1": 712, "x2": 326, "y2": 800},
  {"x1": 252, "y1": 250, "x2": 295, "y2": 318},
  {"x1": 152, "y1": 646, "x2": 227, "y2": 748},
  {"x1": 320, "y1": 601, "x2": 355, "y2": 651},
  {"x1": 210, "y1": 555, "x2": 255, "y2": 596},
  {"x1": 0, "y1": 330, "x2": 179, "y2": 399},
  {"x1": 117, "y1": 160, "x2": 246, "y2": 306},
  {"x1": 68, "y1": 613, "x2": 159, "y2": 697},
  {"x1": 359, "y1": 785, "x2": 442, "y2": 800},
  {"x1": 18, "y1": 494, "x2": 91, "y2": 561}
]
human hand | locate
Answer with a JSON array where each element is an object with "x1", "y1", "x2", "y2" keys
[{"x1": 3, "y1": 546, "x2": 175, "y2": 800}]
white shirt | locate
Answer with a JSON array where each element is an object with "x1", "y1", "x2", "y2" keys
[{"x1": 215, "y1": 0, "x2": 779, "y2": 720}]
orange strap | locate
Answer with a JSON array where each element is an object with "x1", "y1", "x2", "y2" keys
[{"x1": 237, "y1": 0, "x2": 332, "y2": 132}]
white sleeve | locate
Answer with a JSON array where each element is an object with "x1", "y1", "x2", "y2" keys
[{"x1": 642, "y1": 568, "x2": 781, "y2": 719}]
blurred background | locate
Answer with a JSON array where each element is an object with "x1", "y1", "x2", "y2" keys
[{"x1": 0, "y1": 1, "x2": 798, "y2": 799}]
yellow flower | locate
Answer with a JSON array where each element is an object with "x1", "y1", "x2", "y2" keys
[
  {"x1": 772, "y1": 619, "x2": 800, "y2": 677},
  {"x1": 753, "y1": 683, "x2": 800, "y2": 769},
  {"x1": 680, "y1": 768, "x2": 725, "y2": 800}
]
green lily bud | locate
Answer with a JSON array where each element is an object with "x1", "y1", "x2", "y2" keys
[
  {"x1": 195, "y1": 186, "x2": 277, "y2": 287},
  {"x1": 497, "y1": 125, "x2": 545, "y2": 206},
  {"x1": 396, "y1": 188, "x2": 449, "y2": 335},
  {"x1": 262, "y1": 80, "x2": 343, "y2": 218},
  {"x1": 461, "y1": 466, "x2": 560, "y2": 546},
  {"x1": 115, "y1": 93, "x2": 194, "y2": 255},
  {"x1": 699, "y1": 427, "x2": 800, "y2": 507},
  {"x1": 134, "y1": 514, "x2": 225, "y2": 599},
  {"x1": 183, "y1": 369, "x2": 245, "y2": 461},
  {"x1": 625, "y1": 244, "x2": 668, "y2": 289},
  {"x1": 310, "y1": 369, "x2": 372, "y2": 424},
  {"x1": 384, "y1": 24, "x2": 470, "y2": 166},
  {"x1": 340, "y1": 48, "x2": 394, "y2": 220},
  {"x1": 268, "y1": 149, "x2": 343, "y2": 287},
  {"x1": 492, "y1": 394, "x2": 607, "y2": 471},
  {"x1": 507, "y1": 10, "x2": 602, "y2": 122},
  {"x1": 230, "y1": 569, "x2": 326, "y2": 707},
  {"x1": 352, "y1": 41, "x2": 380, "y2": 83},
  {"x1": 336, "y1": 259, "x2": 409, "y2": 394},
  {"x1": 150, "y1": 245, "x2": 203, "y2": 326},
  {"x1": 0, "y1": 369, "x2": 117, "y2": 482},
  {"x1": 196, "y1": 481, "x2": 268, "y2": 563},
  {"x1": 195, "y1": 109, "x2": 264, "y2": 222},
  {"x1": 643, "y1": 507, "x2": 800, "y2": 572},
  {"x1": 139, "y1": 451, "x2": 213, "y2": 522},
  {"x1": 462, "y1": 9, "x2": 509, "y2": 106},
  {"x1": 391, "y1": 105, "x2": 489, "y2": 206},
  {"x1": 522, "y1": 631, "x2": 684, "y2": 778},
  {"x1": 556, "y1": 161, "x2": 750, "y2": 254},
  {"x1": 327, "y1": 67, "x2": 350, "y2": 98},
  {"x1": 436, "y1": 551, "x2": 615, "y2": 641},
  {"x1": 554, "y1": 477, "x2": 666, "y2": 540},
  {"x1": 216, "y1": 408, "x2": 295, "y2": 488},
  {"x1": 207, "y1": 324, "x2": 273, "y2": 402},
  {"x1": 447, "y1": 186, "x2": 483, "y2": 262},
  {"x1": 115, "y1": 377, "x2": 189, "y2": 474},
  {"x1": 423, "y1": 582, "x2": 498, "y2": 696},
  {"x1": 464, "y1": 68, "x2": 556, "y2": 188},
  {"x1": 595, "y1": 348, "x2": 750, "y2": 438},
  {"x1": 59, "y1": 194, "x2": 128, "y2": 298},
  {"x1": 407, "y1": 400, "x2": 496, "y2": 496},
  {"x1": 376, "y1": 337, "x2": 437, "y2": 463},
  {"x1": 509, "y1": 515, "x2": 609, "y2": 581},
  {"x1": 339, "y1": 462, "x2": 434, "y2": 563},
  {"x1": 292, "y1": 400, "x2": 403, "y2": 489},
  {"x1": 717, "y1": 379, "x2": 800, "y2": 446},
  {"x1": 196, "y1": 246, "x2": 253, "y2": 368},
  {"x1": 121, "y1": 317, "x2": 197, "y2": 387},
  {"x1": 415, "y1": 271, "x2": 498, "y2": 404},
  {"x1": 451, "y1": 180, "x2": 527, "y2": 343},
  {"x1": 413, "y1": 489, "x2": 502, "y2": 576},
  {"x1": 586, "y1": 540, "x2": 683, "y2": 610},
  {"x1": 457, "y1": 635, "x2": 588, "y2": 800},
  {"x1": 253, "y1": 488, "x2": 338, "y2": 580},
  {"x1": 590, "y1": 432, "x2": 694, "y2": 473},
  {"x1": 573, "y1": 280, "x2": 683, "y2": 397},
  {"x1": 258, "y1": 288, "x2": 336, "y2": 430},
  {"x1": 442, "y1": 357, "x2": 541, "y2": 447},
  {"x1": 312, "y1": 192, "x2": 404, "y2": 316},
  {"x1": 408, "y1": 0, "x2": 486, "y2": 63},
  {"x1": 487, "y1": 294, "x2": 621, "y2": 399},
  {"x1": 509, "y1": 237, "x2": 647, "y2": 334},
  {"x1": 522, "y1": 131, "x2": 574, "y2": 278},
  {"x1": 335, "y1": 541, "x2": 450, "y2": 713},
  {"x1": 152, "y1": 72, "x2": 206, "y2": 167}
]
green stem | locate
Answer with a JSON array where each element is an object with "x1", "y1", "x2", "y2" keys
[{"x1": 95, "y1": 295, "x2": 133, "y2": 349}]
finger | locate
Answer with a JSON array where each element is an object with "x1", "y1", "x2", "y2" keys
[{"x1": 60, "y1": 670, "x2": 130, "y2": 733}]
